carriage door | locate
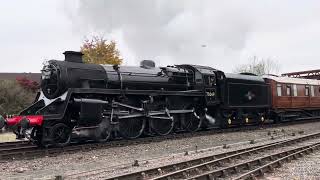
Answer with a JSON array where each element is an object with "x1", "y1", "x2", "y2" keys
[{"x1": 204, "y1": 74, "x2": 217, "y2": 105}]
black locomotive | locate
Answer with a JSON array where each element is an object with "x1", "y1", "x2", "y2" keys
[{"x1": 0, "y1": 51, "x2": 270, "y2": 146}]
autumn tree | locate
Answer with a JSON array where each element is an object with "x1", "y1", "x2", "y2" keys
[
  {"x1": 234, "y1": 56, "x2": 280, "y2": 76},
  {"x1": 16, "y1": 77, "x2": 39, "y2": 93},
  {"x1": 80, "y1": 36, "x2": 123, "y2": 65}
]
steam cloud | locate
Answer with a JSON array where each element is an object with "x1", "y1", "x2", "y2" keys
[{"x1": 64, "y1": 0, "x2": 320, "y2": 72}]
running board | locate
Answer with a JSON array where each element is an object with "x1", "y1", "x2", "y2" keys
[
  {"x1": 74, "y1": 126, "x2": 99, "y2": 131},
  {"x1": 117, "y1": 109, "x2": 194, "y2": 119},
  {"x1": 149, "y1": 116, "x2": 172, "y2": 120}
]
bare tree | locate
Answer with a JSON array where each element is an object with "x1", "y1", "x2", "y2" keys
[{"x1": 233, "y1": 56, "x2": 280, "y2": 76}]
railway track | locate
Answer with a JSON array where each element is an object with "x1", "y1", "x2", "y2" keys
[
  {"x1": 0, "y1": 119, "x2": 316, "y2": 161},
  {"x1": 98, "y1": 131, "x2": 320, "y2": 180},
  {"x1": 0, "y1": 140, "x2": 29, "y2": 149}
]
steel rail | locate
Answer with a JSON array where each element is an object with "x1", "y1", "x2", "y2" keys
[
  {"x1": 0, "y1": 140, "x2": 29, "y2": 149},
  {"x1": 0, "y1": 127, "x2": 253, "y2": 160},
  {"x1": 0, "y1": 118, "x2": 317, "y2": 161},
  {"x1": 65, "y1": 140, "x2": 285, "y2": 179},
  {"x1": 232, "y1": 143, "x2": 320, "y2": 180},
  {"x1": 0, "y1": 123, "x2": 283, "y2": 160},
  {"x1": 104, "y1": 132, "x2": 320, "y2": 180},
  {"x1": 193, "y1": 142, "x2": 320, "y2": 180}
]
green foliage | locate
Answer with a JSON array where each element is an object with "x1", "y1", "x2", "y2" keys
[
  {"x1": 81, "y1": 36, "x2": 123, "y2": 65},
  {"x1": 0, "y1": 80, "x2": 36, "y2": 116}
]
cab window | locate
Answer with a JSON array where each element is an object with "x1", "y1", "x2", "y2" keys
[
  {"x1": 204, "y1": 75, "x2": 215, "y2": 86},
  {"x1": 195, "y1": 72, "x2": 202, "y2": 83}
]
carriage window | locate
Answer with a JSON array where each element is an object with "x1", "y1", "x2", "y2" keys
[
  {"x1": 286, "y1": 85, "x2": 291, "y2": 96},
  {"x1": 311, "y1": 86, "x2": 315, "y2": 96},
  {"x1": 305, "y1": 86, "x2": 310, "y2": 96},
  {"x1": 277, "y1": 84, "x2": 282, "y2": 96},
  {"x1": 293, "y1": 84, "x2": 297, "y2": 96}
]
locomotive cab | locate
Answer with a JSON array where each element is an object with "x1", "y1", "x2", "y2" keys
[
  {"x1": 202, "y1": 71, "x2": 218, "y2": 106},
  {"x1": 176, "y1": 64, "x2": 223, "y2": 106}
]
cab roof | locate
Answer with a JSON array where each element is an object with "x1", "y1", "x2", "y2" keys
[{"x1": 177, "y1": 64, "x2": 220, "y2": 75}]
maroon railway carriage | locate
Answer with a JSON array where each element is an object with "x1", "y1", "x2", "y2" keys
[{"x1": 264, "y1": 75, "x2": 320, "y2": 121}]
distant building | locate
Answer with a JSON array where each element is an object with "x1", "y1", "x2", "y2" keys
[
  {"x1": 0, "y1": 73, "x2": 41, "y2": 83},
  {"x1": 282, "y1": 69, "x2": 320, "y2": 80}
]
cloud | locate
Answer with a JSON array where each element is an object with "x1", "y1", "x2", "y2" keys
[
  {"x1": 65, "y1": 0, "x2": 320, "y2": 73},
  {"x1": 64, "y1": 1, "x2": 252, "y2": 68},
  {"x1": 0, "y1": 0, "x2": 83, "y2": 72}
]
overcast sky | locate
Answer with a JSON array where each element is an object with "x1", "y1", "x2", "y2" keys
[{"x1": 0, "y1": 0, "x2": 319, "y2": 74}]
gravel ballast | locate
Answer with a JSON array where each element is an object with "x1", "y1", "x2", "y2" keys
[
  {"x1": 1, "y1": 121, "x2": 320, "y2": 179},
  {"x1": 266, "y1": 150, "x2": 320, "y2": 179}
]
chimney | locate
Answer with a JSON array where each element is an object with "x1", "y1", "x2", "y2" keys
[{"x1": 63, "y1": 51, "x2": 83, "y2": 63}]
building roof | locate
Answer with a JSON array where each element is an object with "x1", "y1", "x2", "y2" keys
[
  {"x1": 281, "y1": 69, "x2": 320, "y2": 79},
  {"x1": 0, "y1": 73, "x2": 41, "y2": 83}
]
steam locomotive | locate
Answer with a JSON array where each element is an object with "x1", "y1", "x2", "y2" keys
[{"x1": 1, "y1": 51, "x2": 318, "y2": 147}]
